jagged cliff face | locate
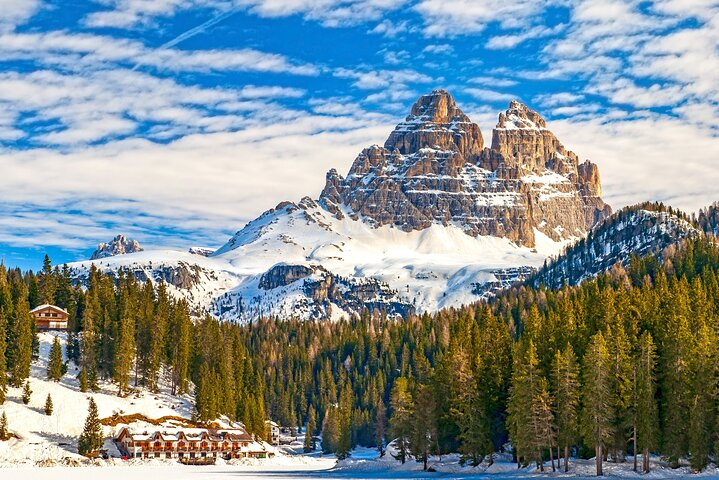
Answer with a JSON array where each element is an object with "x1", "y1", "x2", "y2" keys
[{"x1": 321, "y1": 91, "x2": 610, "y2": 246}]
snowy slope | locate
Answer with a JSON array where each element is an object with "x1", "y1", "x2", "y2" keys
[
  {"x1": 0, "y1": 332, "x2": 196, "y2": 466},
  {"x1": 70, "y1": 198, "x2": 571, "y2": 321}
]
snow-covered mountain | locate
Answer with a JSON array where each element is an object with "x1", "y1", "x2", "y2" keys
[{"x1": 70, "y1": 90, "x2": 612, "y2": 321}]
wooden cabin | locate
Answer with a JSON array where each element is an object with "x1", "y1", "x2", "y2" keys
[
  {"x1": 115, "y1": 426, "x2": 273, "y2": 461},
  {"x1": 31, "y1": 304, "x2": 69, "y2": 331}
]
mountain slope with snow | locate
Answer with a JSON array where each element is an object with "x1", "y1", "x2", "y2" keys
[
  {"x1": 526, "y1": 203, "x2": 702, "y2": 289},
  {"x1": 70, "y1": 90, "x2": 610, "y2": 321}
]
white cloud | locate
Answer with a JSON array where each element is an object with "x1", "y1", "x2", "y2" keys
[
  {"x1": 422, "y1": 44, "x2": 454, "y2": 55},
  {"x1": 334, "y1": 67, "x2": 433, "y2": 90},
  {"x1": 465, "y1": 87, "x2": 516, "y2": 103},
  {"x1": 551, "y1": 114, "x2": 719, "y2": 212},
  {"x1": 0, "y1": 31, "x2": 319, "y2": 76},
  {"x1": 0, "y1": 115, "x2": 394, "y2": 252},
  {"x1": 0, "y1": 0, "x2": 41, "y2": 31},
  {"x1": 415, "y1": 0, "x2": 561, "y2": 38}
]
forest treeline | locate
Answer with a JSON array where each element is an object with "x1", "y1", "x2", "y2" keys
[
  {"x1": 2, "y1": 237, "x2": 719, "y2": 475},
  {"x1": 0, "y1": 259, "x2": 268, "y2": 437}
]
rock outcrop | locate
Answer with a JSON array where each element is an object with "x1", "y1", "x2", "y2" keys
[
  {"x1": 320, "y1": 90, "x2": 611, "y2": 246},
  {"x1": 90, "y1": 235, "x2": 143, "y2": 260}
]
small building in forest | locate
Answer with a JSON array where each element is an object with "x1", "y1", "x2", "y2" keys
[
  {"x1": 114, "y1": 426, "x2": 273, "y2": 460},
  {"x1": 265, "y1": 420, "x2": 280, "y2": 446},
  {"x1": 31, "y1": 304, "x2": 69, "y2": 331}
]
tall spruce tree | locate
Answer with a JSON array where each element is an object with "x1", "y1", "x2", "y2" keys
[
  {"x1": 10, "y1": 285, "x2": 33, "y2": 387},
  {"x1": 78, "y1": 397, "x2": 103, "y2": 456},
  {"x1": 552, "y1": 345, "x2": 580, "y2": 472},
  {"x1": 581, "y1": 332, "x2": 612, "y2": 476},
  {"x1": 389, "y1": 377, "x2": 413, "y2": 464},
  {"x1": 635, "y1": 331, "x2": 658, "y2": 474},
  {"x1": 0, "y1": 311, "x2": 7, "y2": 404},
  {"x1": 47, "y1": 336, "x2": 63, "y2": 381}
]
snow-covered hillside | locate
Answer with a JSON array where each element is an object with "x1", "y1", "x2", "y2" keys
[
  {"x1": 0, "y1": 332, "x2": 196, "y2": 466},
  {"x1": 71, "y1": 197, "x2": 571, "y2": 322}
]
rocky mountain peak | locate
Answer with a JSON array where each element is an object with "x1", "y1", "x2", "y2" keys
[
  {"x1": 383, "y1": 89, "x2": 483, "y2": 156},
  {"x1": 408, "y1": 89, "x2": 467, "y2": 123},
  {"x1": 497, "y1": 100, "x2": 547, "y2": 130},
  {"x1": 319, "y1": 90, "x2": 611, "y2": 247},
  {"x1": 90, "y1": 235, "x2": 143, "y2": 260}
]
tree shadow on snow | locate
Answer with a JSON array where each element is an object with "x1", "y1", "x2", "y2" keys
[{"x1": 31, "y1": 431, "x2": 78, "y2": 455}]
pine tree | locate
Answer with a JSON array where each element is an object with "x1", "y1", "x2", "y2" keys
[
  {"x1": 22, "y1": 381, "x2": 32, "y2": 405},
  {"x1": 410, "y1": 381, "x2": 437, "y2": 471},
  {"x1": 0, "y1": 311, "x2": 7, "y2": 405},
  {"x1": 78, "y1": 397, "x2": 103, "y2": 456},
  {"x1": 44, "y1": 393, "x2": 53, "y2": 415},
  {"x1": 47, "y1": 336, "x2": 64, "y2": 381},
  {"x1": 78, "y1": 368, "x2": 88, "y2": 393},
  {"x1": 687, "y1": 322, "x2": 716, "y2": 472},
  {"x1": 168, "y1": 300, "x2": 191, "y2": 395},
  {"x1": 375, "y1": 400, "x2": 387, "y2": 457},
  {"x1": 552, "y1": 345, "x2": 580, "y2": 472},
  {"x1": 38, "y1": 255, "x2": 56, "y2": 305},
  {"x1": 336, "y1": 382, "x2": 353, "y2": 459},
  {"x1": 0, "y1": 411, "x2": 7, "y2": 440},
  {"x1": 635, "y1": 331, "x2": 658, "y2": 474},
  {"x1": 449, "y1": 344, "x2": 491, "y2": 466},
  {"x1": 10, "y1": 287, "x2": 33, "y2": 387},
  {"x1": 304, "y1": 406, "x2": 316, "y2": 453},
  {"x1": 114, "y1": 293, "x2": 136, "y2": 395},
  {"x1": 581, "y1": 332, "x2": 613, "y2": 476},
  {"x1": 389, "y1": 377, "x2": 413, "y2": 464},
  {"x1": 321, "y1": 405, "x2": 339, "y2": 454}
]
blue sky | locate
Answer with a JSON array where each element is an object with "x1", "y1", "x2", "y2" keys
[{"x1": 1, "y1": 0, "x2": 718, "y2": 270}]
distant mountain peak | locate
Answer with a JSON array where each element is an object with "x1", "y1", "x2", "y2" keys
[{"x1": 90, "y1": 235, "x2": 143, "y2": 260}]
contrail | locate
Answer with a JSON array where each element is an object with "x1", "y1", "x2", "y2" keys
[{"x1": 132, "y1": 8, "x2": 237, "y2": 71}]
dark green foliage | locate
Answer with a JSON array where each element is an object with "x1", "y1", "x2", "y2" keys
[
  {"x1": 0, "y1": 412, "x2": 7, "y2": 440},
  {"x1": 78, "y1": 397, "x2": 103, "y2": 456},
  {"x1": 44, "y1": 393, "x2": 53, "y2": 415},
  {"x1": 47, "y1": 336, "x2": 63, "y2": 381},
  {"x1": 21, "y1": 381, "x2": 32, "y2": 405}
]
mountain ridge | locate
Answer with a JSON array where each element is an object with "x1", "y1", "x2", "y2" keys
[{"x1": 71, "y1": 90, "x2": 613, "y2": 321}]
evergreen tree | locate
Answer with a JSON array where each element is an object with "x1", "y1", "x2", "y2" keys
[
  {"x1": 22, "y1": 381, "x2": 32, "y2": 405},
  {"x1": 304, "y1": 406, "x2": 316, "y2": 453},
  {"x1": 635, "y1": 331, "x2": 658, "y2": 474},
  {"x1": 321, "y1": 405, "x2": 339, "y2": 454},
  {"x1": 37, "y1": 255, "x2": 56, "y2": 305},
  {"x1": 581, "y1": 332, "x2": 612, "y2": 476},
  {"x1": 114, "y1": 293, "x2": 136, "y2": 395},
  {"x1": 47, "y1": 336, "x2": 64, "y2": 381},
  {"x1": 0, "y1": 411, "x2": 7, "y2": 440},
  {"x1": 78, "y1": 397, "x2": 103, "y2": 456},
  {"x1": 410, "y1": 381, "x2": 437, "y2": 471},
  {"x1": 375, "y1": 400, "x2": 387, "y2": 457},
  {"x1": 552, "y1": 345, "x2": 580, "y2": 472},
  {"x1": 10, "y1": 286, "x2": 33, "y2": 386},
  {"x1": 687, "y1": 322, "x2": 716, "y2": 471},
  {"x1": 78, "y1": 368, "x2": 88, "y2": 393},
  {"x1": 389, "y1": 377, "x2": 413, "y2": 464},
  {"x1": 449, "y1": 345, "x2": 491, "y2": 466},
  {"x1": 0, "y1": 311, "x2": 7, "y2": 405},
  {"x1": 336, "y1": 382, "x2": 353, "y2": 459},
  {"x1": 44, "y1": 393, "x2": 53, "y2": 415}
]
